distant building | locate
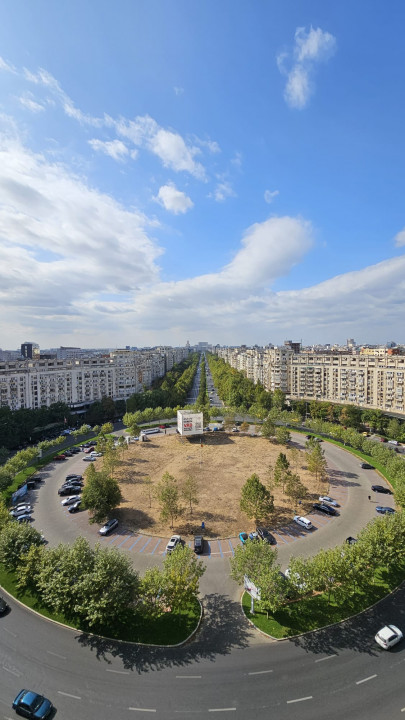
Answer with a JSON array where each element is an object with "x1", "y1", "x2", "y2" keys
[{"x1": 21, "y1": 342, "x2": 40, "y2": 360}]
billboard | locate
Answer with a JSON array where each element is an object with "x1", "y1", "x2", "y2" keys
[{"x1": 177, "y1": 410, "x2": 204, "y2": 436}]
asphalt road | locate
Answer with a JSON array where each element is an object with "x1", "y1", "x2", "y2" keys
[{"x1": 1, "y1": 434, "x2": 404, "y2": 720}]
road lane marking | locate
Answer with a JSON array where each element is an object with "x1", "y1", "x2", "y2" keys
[
  {"x1": 315, "y1": 654, "x2": 337, "y2": 662},
  {"x1": 176, "y1": 675, "x2": 202, "y2": 679},
  {"x1": 3, "y1": 667, "x2": 20, "y2": 677},
  {"x1": 106, "y1": 669, "x2": 130, "y2": 675},
  {"x1": 286, "y1": 696, "x2": 313, "y2": 704},
  {"x1": 139, "y1": 537, "x2": 152, "y2": 553},
  {"x1": 47, "y1": 651, "x2": 66, "y2": 660},
  {"x1": 3, "y1": 628, "x2": 17, "y2": 637},
  {"x1": 57, "y1": 691, "x2": 81, "y2": 699},
  {"x1": 248, "y1": 669, "x2": 273, "y2": 675},
  {"x1": 208, "y1": 709, "x2": 236, "y2": 713},
  {"x1": 129, "y1": 708, "x2": 156, "y2": 712},
  {"x1": 356, "y1": 674, "x2": 377, "y2": 685},
  {"x1": 127, "y1": 535, "x2": 142, "y2": 551}
]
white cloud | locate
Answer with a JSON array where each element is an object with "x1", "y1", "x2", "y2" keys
[
  {"x1": 18, "y1": 94, "x2": 45, "y2": 113},
  {"x1": 277, "y1": 26, "x2": 336, "y2": 109},
  {"x1": 393, "y1": 228, "x2": 405, "y2": 247},
  {"x1": 264, "y1": 189, "x2": 279, "y2": 204},
  {"x1": 88, "y1": 138, "x2": 130, "y2": 161},
  {"x1": 155, "y1": 183, "x2": 194, "y2": 214},
  {"x1": 0, "y1": 56, "x2": 16, "y2": 73},
  {"x1": 174, "y1": 86, "x2": 184, "y2": 96},
  {"x1": 211, "y1": 180, "x2": 236, "y2": 202}
]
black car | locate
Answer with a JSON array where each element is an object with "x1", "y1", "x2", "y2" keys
[
  {"x1": 65, "y1": 475, "x2": 83, "y2": 483},
  {"x1": 193, "y1": 535, "x2": 204, "y2": 554},
  {"x1": 63, "y1": 450, "x2": 73, "y2": 457},
  {"x1": 376, "y1": 506, "x2": 396, "y2": 515},
  {"x1": 70, "y1": 447, "x2": 81, "y2": 454},
  {"x1": 360, "y1": 463, "x2": 374, "y2": 469},
  {"x1": 0, "y1": 595, "x2": 9, "y2": 614},
  {"x1": 371, "y1": 485, "x2": 393, "y2": 494},
  {"x1": 68, "y1": 500, "x2": 82, "y2": 513},
  {"x1": 313, "y1": 503, "x2": 338, "y2": 516},
  {"x1": 58, "y1": 485, "x2": 82, "y2": 496},
  {"x1": 256, "y1": 526, "x2": 277, "y2": 545}
]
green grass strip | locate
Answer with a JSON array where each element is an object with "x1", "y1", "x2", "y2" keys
[{"x1": 242, "y1": 562, "x2": 405, "y2": 638}]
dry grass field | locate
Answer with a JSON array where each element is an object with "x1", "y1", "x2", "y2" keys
[{"x1": 111, "y1": 432, "x2": 328, "y2": 538}]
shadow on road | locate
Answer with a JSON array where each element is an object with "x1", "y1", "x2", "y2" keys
[{"x1": 75, "y1": 593, "x2": 254, "y2": 672}]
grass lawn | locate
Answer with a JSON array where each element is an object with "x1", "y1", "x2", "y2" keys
[
  {"x1": 242, "y1": 561, "x2": 405, "y2": 638},
  {"x1": 0, "y1": 565, "x2": 201, "y2": 645}
]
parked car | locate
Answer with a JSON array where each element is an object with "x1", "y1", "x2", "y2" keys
[
  {"x1": 58, "y1": 485, "x2": 82, "y2": 496},
  {"x1": 376, "y1": 506, "x2": 396, "y2": 515},
  {"x1": 68, "y1": 500, "x2": 82, "y2": 513},
  {"x1": 61, "y1": 495, "x2": 81, "y2": 506},
  {"x1": 231, "y1": 427, "x2": 239, "y2": 432},
  {"x1": 9, "y1": 504, "x2": 32, "y2": 517},
  {"x1": 193, "y1": 535, "x2": 204, "y2": 554},
  {"x1": 90, "y1": 452, "x2": 103, "y2": 457},
  {"x1": 54, "y1": 455, "x2": 66, "y2": 461},
  {"x1": 0, "y1": 595, "x2": 9, "y2": 614},
  {"x1": 360, "y1": 462, "x2": 375, "y2": 469},
  {"x1": 66, "y1": 474, "x2": 83, "y2": 481},
  {"x1": 15, "y1": 513, "x2": 32, "y2": 523},
  {"x1": 166, "y1": 534, "x2": 181, "y2": 553},
  {"x1": 99, "y1": 519, "x2": 118, "y2": 535},
  {"x1": 372, "y1": 485, "x2": 393, "y2": 494},
  {"x1": 293, "y1": 515, "x2": 313, "y2": 530},
  {"x1": 83, "y1": 446, "x2": 95, "y2": 454},
  {"x1": 313, "y1": 503, "x2": 338, "y2": 516},
  {"x1": 63, "y1": 450, "x2": 73, "y2": 457},
  {"x1": 375, "y1": 624, "x2": 403, "y2": 649},
  {"x1": 346, "y1": 536, "x2": 358, "y2": 545},
  {"x1": 239, "y1": 532, "x2": 248, "y2": 545},
  {"x1": 256, "y1": 526, "x2": 277, "y2": 545},
  {"x1": 12, "y1": 689, "x2": 53, "y2": 719},
  {"x1": 318, "y1": 496, "x2": 339, "y2": 507},
  {"x1": 83, "y1": 456, "x2": 96, "y2": 462},
  {"x1": 248, "y1": 531, "x2": 259, "y2": 541},
  {"x1": 70, "y1": 447, "x2": 81, "y2": 454}
]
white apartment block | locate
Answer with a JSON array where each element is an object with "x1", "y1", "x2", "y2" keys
[
  {"x1": 215, "y1": 348, "x2": 405, "y2": 416},
  {"x1": 0, "y1": 347, "x2": 190, "y2": 411}
]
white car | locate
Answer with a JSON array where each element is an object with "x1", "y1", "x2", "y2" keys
[
  {"x1": 15, "y1": 512, "x2": 32, "y2": 523},
  {"x1": 9, "y1": 504, "x2": 32, "y2": 517},
  {"x1": 99, "y1": 518, "x2": 119, "y2": 535},
  {"x1": 61, "y1": 495, "x2": 81, "y2": 506},
  {"x1": 375, "y1": 624, "x2": 403, "y2": 649},
  {"x1": 83, "y1": 456, "x2": 96, "y2": 462},
  {"x1": 90, "y1": 452, "x2": 103, "y2": 457},
  {"x1": 166, "y1": 534, "x2": 182, "y2": 554},
  {"x1": 293, "y1": 515, "x2": 313, "y2": 530},
  {"x1": 319, "y1": 496, "x2": 339, "y2": 507}
]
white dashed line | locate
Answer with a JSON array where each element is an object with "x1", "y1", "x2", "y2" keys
[
  {"x1": 128, "y1": 709, "x2": 157, "y2": 713},
  {"x1": 106, "y1": 669, "x2": 130, "y2": 675},
  {"x1": 3, "y1": 628, "x2": 17, "y2": 637},
  {"x1": 47, "y1": 650, "x2": 66, "y2": 660},
  {"x1": 176, "y1": 675, "x2": 202, "y2": 679},
  {"x1": 2, "y1": 667, "x2": 20, "y2": 677},
  {"x1": 57, "y1": 691, "x2": 81, "y2": 699},
  {"x1": 315, "y1": 654, "x2": 337, "y2": 662},
  {"x1": 208, "y1": 709, "x2": 236, "y2": 713},
  {"x1": 248, "y1": 669, "x2": 273, "y2": 675},
  {"x1": 356, "y1": 674, "x2": 377, "y2": 685},
  {"x1": 286, "y1": 696, "x2": 313, "y2": 704}
]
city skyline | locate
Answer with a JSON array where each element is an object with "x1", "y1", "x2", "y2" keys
[{"x1": 1, "y1": 2, "x2": 405, "y2": 349}]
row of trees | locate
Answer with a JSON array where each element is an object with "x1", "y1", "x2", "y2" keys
[
  {"x1": 231, "y1": 510, "x2": 405, "y2": 616},
  {"x1": 0, "y1": 504, "x2": 205, "y2": 631}
]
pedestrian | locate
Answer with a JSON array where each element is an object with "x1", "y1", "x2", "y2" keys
[{"x1": 368, "y1": 495, "x2": 371, "y2": 501}]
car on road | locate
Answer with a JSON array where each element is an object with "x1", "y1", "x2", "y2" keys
[
  {"x1": 83, "y1": 456, "x2": 96, "y2": 462},
  {"x1": 194, "y1": 535, "x2": 204, "y2": 554},
  {"x1": 68, "y1": 500, "x2": 82, "y2": 513},
  {"x1": 256, "y1": 526, "x2": 277, "y2": 545},
  {"x1": 53, "y1": 454, "x2": 66, "y2": 461},
  {"x1": 313, "y1": 502, "x2": 338, "y2": 516},
  {"x1": 12, "y1": 689, "x2": 53, "y2": 719},
  {"x1": 376, "y1": 506, "x2": 396, "y2": 515},
  {"x1": 99, "y1": 518, "x2": 118, "y2": 535},
  {"x1": 15, "y1": 513, "x2": 32, "y2": 523},
  {"x1": 90, "y1": 451, "x2": 103, "y2": 457},
  {"x1": 58, "y1": 485, "x2": 82, "y2": 496},
  {"x1": 293, "y1": 515, "x2": 313, "y2": 530},
  {"x1": 372, "y1": 485, "x2": 393, "y2": 494},
  {"x1": 239, "y1": 532, "x2": 248, "y2": 544},
  {"x1": 318, "y1": 495, "x2": 339, "y2": 507},
  {"x1": 0, "y1": 595, "x2": 9, "y2": 614},
  {"x1": 360, "y1": 463, "x2": 375, "y2": 469},
  {"x1": 346, "y1": 536, "x2": 358, "y2": 545},
  {"x1": 375, "y1": 624, "x2": 403, "y2": 649},
  {"x1": 83, "y1": 446, "x2": 95, "y2": 454},
  {"x1": 9, "y1": 504, "x2": 32, "y2": 517},
  {"x1": 61, "y1": 495, "x2": 81, "y2": 506},
  {"x1": 65, "y1": 474, "x2": 83, "y2": 482},
  {"x1": 166, "y1": 534, "x2": 182, "y2": 553}
]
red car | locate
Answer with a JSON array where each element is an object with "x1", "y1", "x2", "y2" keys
[{"x1": 54, "y1": 454, "x2": 66, "y2": 461}]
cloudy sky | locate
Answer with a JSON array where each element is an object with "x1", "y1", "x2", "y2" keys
[{"x1": 0, "y1": 1, "x2": 405, "y2": 350}]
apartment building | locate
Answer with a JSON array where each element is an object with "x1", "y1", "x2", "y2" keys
[
  {"x1": 0, "y1": 346, "x2": 190, "y2": 411},
  {"x1": 215, "y1": 347, "x2": 405, "y2": 416}
]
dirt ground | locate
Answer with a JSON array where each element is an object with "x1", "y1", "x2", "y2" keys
[{"x1": 112, "y1": 432, "x2": 329, "y2": 538}]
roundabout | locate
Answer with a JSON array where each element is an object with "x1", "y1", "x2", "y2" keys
[{"x1": 1, "y1": 432, "x2": 404, "y2": 719}]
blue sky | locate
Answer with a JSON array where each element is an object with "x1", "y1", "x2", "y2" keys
[{"x1": 0, "y1": 1, "x2": 405, "y2": 350}]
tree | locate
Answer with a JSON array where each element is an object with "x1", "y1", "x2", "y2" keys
[
  {"x1": 0, "y1": 522, "x2": 44, "y2": 570},
  {"x1": 285, "y1": 472, "x2": 308, "y2": 505},
  {"x1": 100, "y1": 422, "x2": 114, "y2": 436},
  {"x1": 81, "y1": 468, "x2": 122, "y2": 523},
  {"x1": 240, "y1": 421, "x2": 249, "y2": 433},
  {"x1": 161, "y1": 544, "x2": 205, "y2": 613},
  {"x1": 274, "y1": 453, "x2": 290, "y2": 492},
  {"x1": 143, "y1": 476, "x2": 154, "y2": 508},
  {"x1": 16, "y1": 544, "x2": 47, "y2": 594},
  {"x1": 261, "y1": 418, "x2": 276, "y2": 440},
  {"x1": 182, "y1": 475, "x2": 199, "y2": 515},
  {"x1": 275, "y1": 426, "x2": 291, "y2": 446},
  {"x1": 289, "y1": 447, "x2": 301, "y2": 472},
  {"x1": 272, "y1": 389, "x2": 285, "y2": 410},
  {"x1": 256, "y1": 565, "x2": 289, "y2": 617},
  {"x1": 223, "y1": 415, "x2": 235, "y2": 431},
  {"x1": 240, "y1": 474, "x2": 274, "y2": 523},
  {"x1": 306, "y1": 443, "x2": 328, "y2": 483},
  {"x1": 230, "y1": 537, "x2": 278, "y2": 587},
  {"x1": 36, "y1": 537, "x2": 95, "y2": 616},
  {"x1": 154, "y1": 472, "x2": 183, "y2": 528}
]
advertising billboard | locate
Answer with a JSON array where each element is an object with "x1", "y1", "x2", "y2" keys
[{"x1": 177, "y1": 410, "x2": 204, "y2": 436}]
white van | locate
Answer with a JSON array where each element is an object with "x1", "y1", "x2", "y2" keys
[
  {"x1": 388, "y1": 439, "x2": 399, "y2": 446},
  {"x1": 293, "y1": 515, "x2": 313, "y2": 530}
]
